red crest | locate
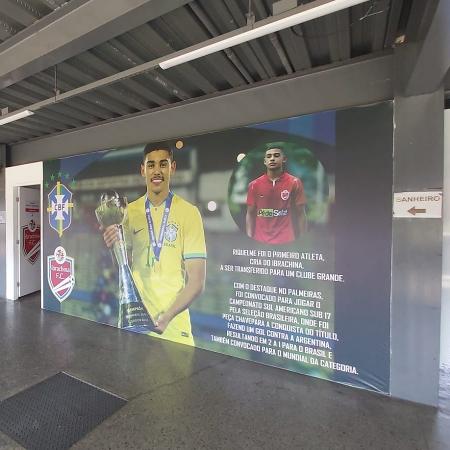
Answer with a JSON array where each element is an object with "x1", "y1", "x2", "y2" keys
[
  {"x1": 47, "y1": 246, "x2": 75, "y2": 302},
  {"x1": 22, "y1": 222, "x2": 40, "y2": 264}
]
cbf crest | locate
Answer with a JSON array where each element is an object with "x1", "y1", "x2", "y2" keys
[
  {"x1": 164, "y1": 223, "x2": 178, "y2": 242},
  {"x1": 47, "y1": 246, "x2": 75, "y2": 302},
  {"x1": 47, "y1": 181, "x2": 74, "y2": 237}
]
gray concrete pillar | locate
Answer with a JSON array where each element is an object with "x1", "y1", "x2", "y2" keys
[{"x1": 390, "y1": 89, "x2": 444, "y2": 405}]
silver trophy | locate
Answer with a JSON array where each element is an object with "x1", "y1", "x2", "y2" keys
[{"x1": 95, "y1": 191, "x2": 155, "y2": 333}]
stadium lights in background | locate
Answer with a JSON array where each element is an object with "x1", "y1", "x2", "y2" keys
[
  {"x1": 207, "y1": 201, "x2": 218, "y2": 212},
  {"x1": 159, "y1": 0, "x2": 369, "y2": 70}
]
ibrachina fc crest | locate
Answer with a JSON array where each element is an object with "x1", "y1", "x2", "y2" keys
[
  {"x1": 47, "y1": 181, "x2": 74, "y2": 237},
  {"x1": 22, "y1": 219, "x2": 40, "y2": 264},
  {"x1": 47, "y1": 246, "x2": 75, "y2": 302}
]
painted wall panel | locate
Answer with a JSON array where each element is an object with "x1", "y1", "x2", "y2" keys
[{"x1": 41, "y1": 103, "x2": 393, "y2": 393}]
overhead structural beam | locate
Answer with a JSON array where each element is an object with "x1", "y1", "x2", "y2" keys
[
  {"x1": 0, "y1": 0, "x2": 191, "y2": 90},
  {"x1": 0, "y1": 0, "x2": 373, "y2": 126},
  {"x1": 8, "y1": 53, "x2": 394, "y2": 162},
  {"x1": 395, "y1": 0, "x2": 450, "y2": 96}
]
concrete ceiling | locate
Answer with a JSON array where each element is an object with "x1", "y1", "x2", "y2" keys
[{"x1": 0, "y1": 0, "x2": 441, "y2": 145}]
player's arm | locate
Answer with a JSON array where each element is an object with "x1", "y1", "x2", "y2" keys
[
  {"x1": 246, "y1": 204, "x2": 257, "y2": 238},
  {"x1": 154, "y1": 258, "x2": 206, "y2": 334},
  {"x1": 292, "y1": 178, "x2": 308, "y2": 236},
  {"x1": 295, "y1": 205, "x2": 308, "y2": 236},
  {"x1": 246, "y1": 181, "x2": 257, "y2": 238}
]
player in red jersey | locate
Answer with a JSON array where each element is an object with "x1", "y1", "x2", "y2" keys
[{"x1": 246, "y1": 145, "x2": 307, "y2": 244}]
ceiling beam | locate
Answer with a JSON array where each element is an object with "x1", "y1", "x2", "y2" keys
[
  {"x1": 0, "y1": 0, "x2": 381, "y2": 126},
  {"x1": 8, "y1": 53, "x2": 394, "y2": 160},
  {"x1": 0, "y1": 0, "x2": 191, "y2": 90}
]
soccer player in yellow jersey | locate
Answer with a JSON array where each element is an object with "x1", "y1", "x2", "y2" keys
[{"x1": 103, "y1": 142, "x2": 207, "y2": 346}]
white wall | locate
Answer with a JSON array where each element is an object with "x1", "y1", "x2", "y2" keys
[
  {"x1": 5, "y1": 162, "x2": 43, "y2": 300},
  {"x1": 0, "y1": 145, "x2": 6, "y2": 298},
  {"x1": 442, "y1": 109, "x2": 450, "y2": 366}
]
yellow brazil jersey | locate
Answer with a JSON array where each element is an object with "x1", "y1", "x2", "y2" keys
[{"x1": 123, "y1": 193, "x2": 206, "y2": 346}]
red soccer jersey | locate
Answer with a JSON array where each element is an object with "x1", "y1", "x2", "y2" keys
[{"x1": 246, "y1": 172, "x2": 307, "y2": 244}]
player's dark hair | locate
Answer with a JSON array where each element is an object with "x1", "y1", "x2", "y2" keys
[
  {"x1": 143, "y1": 141, "x2": 174, "y2": 162},
  {"x1": 264, "y1": 142, "x2": 286, "y2": 155}
]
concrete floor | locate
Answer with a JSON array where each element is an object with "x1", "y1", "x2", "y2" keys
[{"x1": 0, "y1": 293, "x2": 449, "y2": 450}]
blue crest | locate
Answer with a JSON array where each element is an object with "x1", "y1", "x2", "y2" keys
[{"x1": 47, "y1": 181, "x2": 74, "y2": 237}]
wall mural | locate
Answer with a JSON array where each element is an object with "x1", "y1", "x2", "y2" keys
[{"x1": 43, "y1": 102, "x2": 393, "y2": 393}]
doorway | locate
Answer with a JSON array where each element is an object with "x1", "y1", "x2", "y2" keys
[
  {"x1": 17, "y1": 185, "x2": 41, "y2": 297},
  {"x1": 5, "y1": 162, "x2": 43, "y2": 301}
]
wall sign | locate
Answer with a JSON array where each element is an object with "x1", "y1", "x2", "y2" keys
[{"x1": 393, "y1": 191, "x2": 442, "y2": 218}]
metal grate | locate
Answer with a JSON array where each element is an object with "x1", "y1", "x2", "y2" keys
[{"x1": 0, "y1": 372, "x2": 126, "y2": 450}]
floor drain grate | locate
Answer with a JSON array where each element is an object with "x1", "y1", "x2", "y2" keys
[{"x1": 0, "y1": 372, "x2": 126, "y2": 450}]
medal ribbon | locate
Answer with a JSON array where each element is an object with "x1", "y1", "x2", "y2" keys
[{"x1": 145, "y1": 191, "x2": 173, "y2": 262}]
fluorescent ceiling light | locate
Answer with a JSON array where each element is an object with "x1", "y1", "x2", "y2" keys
[
  {"x1": 0, "y1": 109, "x2": 34, "y2": 126},
  {"x1": 159, "y1": 0, "x2": 368, "y2": 70}
]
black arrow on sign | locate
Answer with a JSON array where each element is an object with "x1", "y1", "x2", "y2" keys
[{"x1": 408, "y1": 207, "x2": 426, "y2": 216}]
